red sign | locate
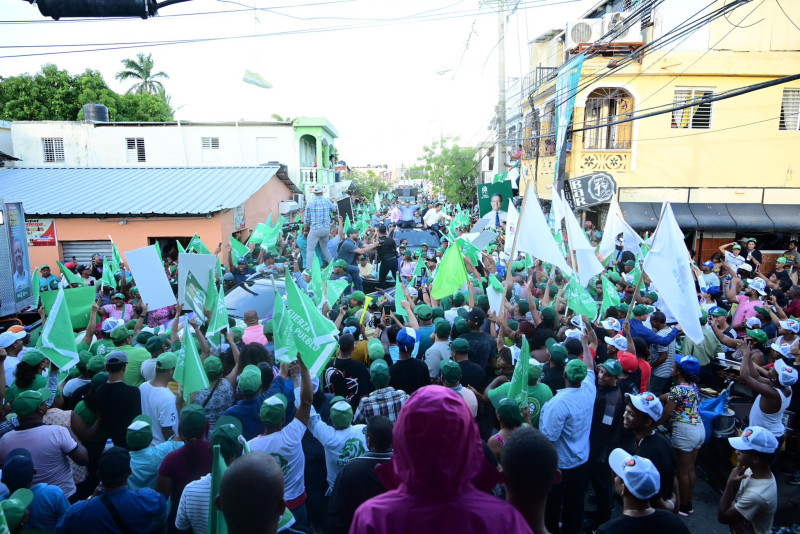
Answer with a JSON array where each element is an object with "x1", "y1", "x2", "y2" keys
[{"x1": 26, "y1": 218, "x2": 57, "y2": 247}]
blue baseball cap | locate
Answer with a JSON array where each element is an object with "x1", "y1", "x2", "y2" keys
[{"x1": 675, "y1": 354, "x2": 701, "y2": 377}]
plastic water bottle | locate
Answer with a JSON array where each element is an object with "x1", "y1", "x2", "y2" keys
[{"x1": 103, "y1": 438, "x2": 114, "y2": 452}]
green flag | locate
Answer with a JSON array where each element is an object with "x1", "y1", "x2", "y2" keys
[
  {"x1": 175, "y1": 323, "x2": 210, "y2": 399},
  {"x1": 599, "y1": 275, "x2": 621, "y2": 318},
  {"x1": 110, "y1": 240, "x2": 124, "y2": 270},
  {"x1": 101, "y1": 257, "x2": 117, "y2": 289},
  {"x1": 325, "y1": 279, "x2": 349, "y2": 308},
  {"x1": 507, "y1": 336, "x2": 530, "y2": 406},
  {"x1": 187, "y1": 234, "x2": 211, "y2": 255},
  {"x1": 493, "y1": 172, "x2": 508, "y2": 184},
  {"x1": 431, "y1": 240, "x2": 469, "y2": 300},
  {"x1": 230, "y1": 236, "x2": 250, "y2": 260},
  {"x1": 265, "y1": 213, "x2": 273, "y2": 227},
  {"x1": 458, "y1": 238, "x2": 482, "y2": 264},
  {"x1": 31, "y1": 266, "x2": 40, "y2": 306},
  {"x1": 56, "y1": 261, "x2": 85, "y2": 287},
  {"x1": 272, "y1": 294, "x2": 297, "y2": 364},
  {"x1": 177, "y1": 240, "x2": 186, "y2": 255},
  {"x1": 154, "y1": 240, "x2": 162, "y2": 262},
  {"x1": 205, "y1": 272, "x2": 228, "y2": 335},
  {"x1": 39, "y1": 286, "x2": 80, "y2": 371},
  {"x1": 395, "y1": 277, "x2": 408, "y2": 318},
  {"x1": 284, "y1": 273, "x2": 338, "y2": 377},
  {"x1": 209, "y1": 444, "x2": 228, "y2": 534},
  {"x1": 412, "y1": 256, "x2": 424, "y2": 278},
  {"x1": 565, "y1": 274, "x2": 598, "y2": 321},
  {"x1": 41, "y1": 286, "x2": 96, "y2": 330}
]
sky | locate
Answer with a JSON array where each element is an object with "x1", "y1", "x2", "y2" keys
[{"x1": 0, "y1": 0, "x2": 598, "y2": 167}]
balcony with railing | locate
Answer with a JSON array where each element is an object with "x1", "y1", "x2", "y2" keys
[
  {"x1": 521, "y1": 67, "x2": 558, "y2": 100},
  {"x1": 299, "y1": 167, "x2": 336, "y2": 185}
]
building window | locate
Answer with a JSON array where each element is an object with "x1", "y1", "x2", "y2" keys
[
  {"x1": 671, "y1": 88, "x2": 713, "y2": 129},
  {"x1": 201, "y1": 137, "x2": 220, "y2": 162},
  {"x1": 583, "y1": 87, "x2": 634, "y2": 150},
  {"x1": 41, "y1": 138, "x2": 65, "y2": 162},
  {"x1": 126, "y1": 138, "x2": 146, "y2": 163},
  {"x1": 539, "y1": 101, "x2": 556, "y2": 155},
  {"x1": 779, "y1": 89, "x2": 800, "y2": 131}
]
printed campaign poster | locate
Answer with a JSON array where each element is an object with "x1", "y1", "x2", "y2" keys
[
  {"x1": 26, "y1": 218, "x2": 57, "y2": 247},
  {"x1": 184, "y1": 270, "x2": 208, "y2": 319},
  {"x1": 7, "y1": 203, "x2": 32, "y2": 303}
]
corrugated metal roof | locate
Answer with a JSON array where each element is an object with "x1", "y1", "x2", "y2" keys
[{"x1": 0, "y1": 166, "x2": 281, "y2": 217}]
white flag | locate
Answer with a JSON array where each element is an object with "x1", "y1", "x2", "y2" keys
[
  {"x1": 374, "y1": 192, "x2": 382, "y2": 212},
  {"x1": 515, "y1": 187, "x2": 572, "y2": 275},
  {"x1": 598, "y1": 196, "x2": 643, "y2": 262},
  {"x1": 550, "y1": 184, "x2": 565, "y2": 229},
  {"x1": 562, "y1": 191, "x2": 604, "y2": 287},
  {"x1": 642, "y1": 202, "x2": 704, "y2": 344},
  {"x1": 504, "y1": 200, "x2": 520, "y2": 255}
]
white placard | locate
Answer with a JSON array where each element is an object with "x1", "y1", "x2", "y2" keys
[
  {"x1": 178, "y1": 253, "x2": 217, "y2": 305},
  {"x1": 486, "y1": 286, "x2": 504, "y2": 316},
  {"x1": 124, "y1": 245, "x2": 176, "y2": 310}
]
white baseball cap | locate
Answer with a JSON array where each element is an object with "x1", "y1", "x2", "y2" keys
[
  {"x1": 728, "y1": 426, "x2": 779, "y2": 454},
  {"x1": 608, "y1": 448, "x2": 660, "y2": 501},
  {"x1": 770, "y1": 341, "x2": 793, "y2": 358},
  {"x1": 0, "y1": 330, "x2": 25, "y2": 349},
  {"x1": 604, "y1": 333, "x2": 628, "y2": 352},
  {"x1": 101, "y1": 318, "x2": 123, "y2": 334},
  {"x1": 600, "y1": 318, "x2": 622, "y2": 332},
  {"x1": 748, "y1": 278, "x2": 767, "y2": 296},
  {"x1": 569, "y1": 316, "x2": 583, "y2": 328},
  {"x1": 774, "y1": 359, "x2": 798, "y2": 386},
  {"x1": 745, "y1": 317, "x2": 762, "y2": 329},
  {"x1": 779, "y1": 319, "x2": 800, "y2": 333},
  {"x1": 564, "y1": 328, "x2": 582, "y2": 339},
  {"x1": 625, "y1": 392, "x2": 663, "y2": 422}
]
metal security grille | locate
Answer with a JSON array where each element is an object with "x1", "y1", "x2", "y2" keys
[
  {"x1": 201, "y1": 137, "x2": 220, "y2": 162},
  {"x1": 583, "y1": 87, "x2": 634, "y2": 149},
  {"x1": 41, "y1": 138, "x2": 65, "y2": 162},
  {"x1": 201, "y1": 137, "x2": 220, "y2": 149},
  {"x1": 61, "y1": 240, "x2": 113, "y2": 264},
  {"x1": 779, "y1": 89, "x2": 800, "y2": 131},
  {"x1": 126, "y1": 138, "x2": 146, "y2": 163},
  {"x1": 671, "y1": 88, "x2": 714, "y2": 129}
]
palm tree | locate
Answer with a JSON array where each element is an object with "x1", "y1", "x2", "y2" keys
[{"x1": 115, "y1": 53, "x2": 169, "y2": 95}]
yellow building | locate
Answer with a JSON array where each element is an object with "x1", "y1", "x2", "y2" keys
[{"x1": 519, "y1": 0, "x2": 800, "y2": 260}]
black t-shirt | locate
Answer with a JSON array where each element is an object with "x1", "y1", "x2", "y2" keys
[
  {"x1": 618, "y1": 369, "x2": 641, "y2": 395},
  {"x1": 597, "y1": 510, "x2": 689, "y2": 534},
  {"x1": 459, "y1": 331, "x2": 497, "y2": 372},
  {"x1": 376, "y1": 236, "x2": 398, "y2": 261},
  {"x1": 457, "y1": 359, "x2": 488, "y2": 392},
  {"x1": 326, "y1": 358, "x2": 373, "y2": 408},
  {"x1": 389, "y1": 358, "x2": 429, "y2": 394},
  {"x1": 541, "y1": 363, "x2": 565, "y2": 395},
  {"x1": 94, "y1": 381, "x2": 142, "y2": 449},
  {"x1": 636, "y1": 432, "x2": 676, "y2": 500}
]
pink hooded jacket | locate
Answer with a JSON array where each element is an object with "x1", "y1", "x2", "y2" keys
[{"x1": 349, "y1": 386, "x2": 533, "y2": 534}]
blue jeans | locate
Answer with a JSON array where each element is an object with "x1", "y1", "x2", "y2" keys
[
  {"x1": 345, "y1": 264, "x2": 363, "y2": 292},
  {"x1": 290, "y1": 503, "x2": 310, "y2": 533}
]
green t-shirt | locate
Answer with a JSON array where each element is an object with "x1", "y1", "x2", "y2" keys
[
  {"x1": 90, "y1": 339, "x2": 116, "y2": 358},
  {"x1": 119, "y1": 345, "x2": 152, "y2": 387},
  {"x1": 487, "y1": 381, "x2": 553, "y2": 428},
  {"x1": 6, "y1": 374, "x2": 62, "y2": 405}
]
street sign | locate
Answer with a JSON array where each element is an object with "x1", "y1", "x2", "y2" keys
[{"x1": 564, "y1": 172, "x2": 617, "y2": 209}]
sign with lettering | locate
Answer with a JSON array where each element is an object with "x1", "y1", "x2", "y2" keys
[{"x1": 564, "y1": 172, "x2": 617, "y2": 209}]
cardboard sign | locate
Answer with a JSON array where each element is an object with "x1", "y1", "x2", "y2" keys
[
  {"x1": 178, "y1": 253, "x2": 216, "y2": 306},
  {"x1": 125, "y1": 245, "x2": 176, "y2": 310}
]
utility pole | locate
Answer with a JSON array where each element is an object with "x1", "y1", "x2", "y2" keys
[{"x1": 483, "y1": 0, "x2": 507, "y2": 175}]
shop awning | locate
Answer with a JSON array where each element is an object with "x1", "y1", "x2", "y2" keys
[
  {"x1": 725, "y1": 203, "x2": 774, "y2": 233},
  {"x1": 619, "y1": 202, "x2": 658, "y2": 231},
  {"x1": 765, "y1": 204, "x2": 800, "y2": 232},
  {"x1": 666, "y1": 202, "x2": 698, "y2": 231},
  {"x1": 686, "y1": 204, "x2": 736, "y2": 232}
]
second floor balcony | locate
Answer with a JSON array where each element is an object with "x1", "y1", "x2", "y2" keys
[{"x1": 299, "y1": 167, "x2": 336, "y2": 185}]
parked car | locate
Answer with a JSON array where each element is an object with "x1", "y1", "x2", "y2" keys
[
  {"x1": 392, "y1": 228, "x2": 441, "y2": 253},
  {"x1": 225, "y1": 275, "x2": 287, "y2": 320}
]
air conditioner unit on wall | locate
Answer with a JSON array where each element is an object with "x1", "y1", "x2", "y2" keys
[
  {"x1": 602, "y1": 12, "x2": 642, "y2": 42},
  {"x1": 565, "y1": 19, "x2": 604, "y2": 50},
  {"x1": 293, "y1": 193, "x2": 305, "y2": 208}
]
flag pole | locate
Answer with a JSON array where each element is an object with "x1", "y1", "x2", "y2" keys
[{"x1": 624, "y1": 201, "x2": 667, "y2": 322}]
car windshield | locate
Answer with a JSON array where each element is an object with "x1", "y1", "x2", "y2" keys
[
  {"x1": 225, "y1": 278, "x2": 286, "y2": 319},
  {"x1": 394, "y1": 230, "x2": 440, "y2": 249}
]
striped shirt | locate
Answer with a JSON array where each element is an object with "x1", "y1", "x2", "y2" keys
[
  {"x1": 175, "y1": 474, "x2": 211, "y2": 534},
  {"x1": 304, "y1": 196, "x2": 336, "y2": 230}
]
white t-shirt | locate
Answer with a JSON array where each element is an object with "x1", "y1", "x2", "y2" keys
[
  {"x1": 453, "y1": 385, "x2": 478, "y2": 417},
  {"x1": 307, "y1": 415, "x2": 367, "y2": 486},
  {"x1": 444, "y1": 306, "x2": 469, "y2": 325},
  {"x1": 734, "y1": 469, "x2": 777, "y2": 534},
  {"x1": 175, "y1": 473, "x2": 211, "y2": 534},
  {"x1": 140, "y1": 358, "x2": 158, "y2": 383},
  {"x1": 725, "y1": 251, "x2": 746, "y2": 271},
  {"x1": 248, "y1": 418, "x2": 307, "y2": 500},
  {"x1": 3, "y1": 356, "x2": 18, "y2": 388},
  {"x1": 62, "y1": 377, "x2": 90, "y2": 398},
  {"x1": 139, "y1": 382, "x2": 178, "y2": 445}
]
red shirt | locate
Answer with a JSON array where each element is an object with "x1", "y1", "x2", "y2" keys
[
  {"x1": 638, "y1": 359, "x2": 652, "y2": 392},
  {"x1": 786, "y1": 299, "x2": 800, "y2": 320}
]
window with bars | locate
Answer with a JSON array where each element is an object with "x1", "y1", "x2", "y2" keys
[
  {"x1": 126, "y1": 138, "x2": 146, "y2": 163},
  {"x1": 583, "y1": 87, "x2": 634, "y2": 150},
  {"x1": 671, "y1": 88, "x2": 714, "y2": 129},
  {"x1": 201, "y1": 137, "x2": 220, "y2": 162},
  {"x1": 539, "y1": 101, "x2": 556, "y2": 155},
  {"x1": 779, "y1": 89, "x2": 800, "y2": 131},
  {"x1": 41, "y1": 138, "x2": 65, "y2": 162}
]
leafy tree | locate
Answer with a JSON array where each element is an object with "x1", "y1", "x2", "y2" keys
[
  {"x1": 416, "y1": 137, "x2": 478, "y2": 205},
  {"x1": 349, "y1": 169, "x2": 392, "y2": 201},
  {"x1": 0, "y1": 64, "x2": 173, "y2": 122},
  {"x1": 115, "y1": 53, "x2": 169, "y2": 95},
  {"x1": 270, "y1": 114, "x2": 295, "y2": 122}
]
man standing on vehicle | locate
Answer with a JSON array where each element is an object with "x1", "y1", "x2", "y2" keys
[
  {"x1": 399, "y1": 201, "x2": 419, "y2": 229},
  {"x1": 336, "y1": 227, "x2": 379, "y2": 293},
  {"x1": 304, "y1": 185, "x2": 337, "y2": 266}
]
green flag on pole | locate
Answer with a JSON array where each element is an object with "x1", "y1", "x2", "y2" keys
[
  {"x1": 31, "y1": 266, "x2": 40, "y2": 306},
  {"x1": 175, "y1": 325, "x2": 210, "y2": 400},
  {"x1": 565, "y1": 274, "x2": 598, "y2": 321},
  {"x1": 284, "y1": 273, "x2": 338, "y2": 377},
  {"x1": 272, "y1": 294, "x2": 297, "y2": 364},
  {"x1": 493, "y1": 172, "x2": 508, "y2": 184},
  {"x1": 209, "y1": 444, "x2": 228, "y2": 534},
  {"x1": 507, "y1": 336, "x2": 530, "y2": 406},
  {"x1": 41, "y1": 286, "x2": 95, "y2": 331},
  {"x1": 39, "y1": 286, "x2": 80, "y2": 371},
  {"x1": 177, "y1": 240, "x2": 186, "y2": 255},
  {"x1": 205, "y1": 274, "x2": 228, "y2": 335},
  {"x1": 230, "y1": 236, "x2": 249, "y2": 260},
  {"x1": 395, "y1": 277, "x2": 408, "y2": 318},
  {"x1": 101, "y1": 257, "x2": 117, "y2": 289},
  {"x1": 187, "y1": 234, "x2": 211, "y2": 255},
  {"x1": 431, "y1": 240, "x2": 469, "y2": 300},
  {"x1": 599, "y1": 275, "x2": 621, "y2": 318},
  {"x1": 56, "y1": 261, "x2": 85, "y2": 287}
]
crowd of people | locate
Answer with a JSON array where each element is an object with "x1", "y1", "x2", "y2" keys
[{"x1": 0, "y1": 187, "x2": 799, "y2": 534}]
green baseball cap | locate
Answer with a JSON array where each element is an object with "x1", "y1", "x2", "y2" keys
[
  {"x1": 332, "y1": 259, "x2": 348, "y2": 269},
  {"x1": 330, "y1": 399, "x2": 354, "y2": 429},
  {"x1": 21, "y1": 349, "x2": 45, "y2": 367},
  {"x1": 231, "y1": 327, "x2": 244, "y2": 344},
  {"x1": 238, "y1": 365, "x2": 262, "y2": 394},
  {"x1": 450, "y1": 337, "x2": 469, "y2": 353},
  {"x1": 260, "y1": 394, "x2": 288, "y2": 426},
  {"x1": 211, "y1": 415, "x2": 244, "y2": 459},
  {"x1": 414, "y1": 304, "x2": 432, "y2": 320},
  {"x1": 599, "y1": 358, "x2": 623, "y2": 377},
  {"x1": 110, "y1": 326, "x2": 132, "y2": 342},
  {"x1": 91, "y1": 372, "x2": 109, "y2": 390},
  {"x1": 452, "y1": 292, "x2": 465, "y2": 306},
  {"x1": 565, "y1": 358, "x2": 588, "y2": 383},
  {"x1": 643, "y1": 291, "x2": 659, "y2": 303},
  {"x1": 545, "y1": 338, "x2": 567, "y2": 364},
  {"x1": 87, "y1": 355, "x2": 106, "y2": 374},
  {"x1": 497, "y1": 397, "x2": 523, "y2": 425},
  {"x1": 440, "y1": 359, "x2": 462, "y2": 383},
  {"x1": 435, "y1": 319, "x2": 452, "y2": 338},
  {"x1": 632, "y1": 304, "x2": 655, "y2": 317},
  {"x1": 13, "y1": 388, "x2": 50, "y2": 417},
  {"x1": 180, "y1": 404, "x2": 207, "y2": 436},
  {"x1": 700, "y1": 309, "x2": 709, "y2": 326},
  {"x1": 263, "y1": 321, "x2": 274, "y2": 335},
  {"x1": 113, "y1": 293, "x2": 126, "y2": 300},
  {"x1": 367, "y1": 338, "x2": 385, "y2": 362},
  {"x1": 746, "y1": 328, "x2": 768, "y2": 345},
  {"x1": 709, "y1": 307, "x2": 728, "y2": 317},
  {"x1": 527, "y1": 361, "x2": 543, "y2": 381},
  {"x1": 345, "y1": 226, "x2": 358, "y2": 235},
  {"x1": 156, "y1": 352, "x2": 177, "y2": 370},
  {"x1": 127, "y1": 414, "x2": 154, "y2": 450},
  {"x1": 607, "y1": 271, "x2": 621, "y2": 283},
  {"x1": 541, "y1": 307, "x2": 556, "y2": 322},
  {"x1": 617, "y1": 303, "x2": 630, "y2": 314},
  {"x1": 0, "y1": 488, "x2": 33, "y2": 531},
  {"x1": 204, "y1": 355, "x2": 223, "y2": 379},
  {"x1": 370, "y1": 360, "x2": 390, "y2": 388},
  {"x1": 349, "y1": 290, "x2": 366, "y2": 303},
  {"x1": 453, "y1": 317, "x2": 470, "y2": 337},
  {"x1": 753, "y1": 306, "x2": 772, "y2": 318},
  {"x1": 78, "y1": 350, "x2": 94, "y2": 368},
  {"x1": 431, "y1": 307, "x2": 445, "y2": 320},
  {"x1": 145, "y1": 335, "x2": 166, "y2": 355}
]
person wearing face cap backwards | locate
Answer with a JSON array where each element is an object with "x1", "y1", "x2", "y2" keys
[{"x1": 596, "y1": 449, "x2": 689, "y2": 534}]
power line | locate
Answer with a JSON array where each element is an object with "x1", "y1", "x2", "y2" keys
[{"x1": 775, "y1": 0, "x2": 800, "y2": 31}]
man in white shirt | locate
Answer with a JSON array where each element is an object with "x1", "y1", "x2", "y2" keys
[
  {"x1": 307, "y1": 395, "x2": 367, "y2": 488},
  {"x1": 423, "y1": 203, "x2": 451, "y2": 235},
  {"x1": 138, "y1": 352, "x2": 178, "y2": 445},
  {"x1": 480, "y1": 193, "x2": 508, "y2": 231}
]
